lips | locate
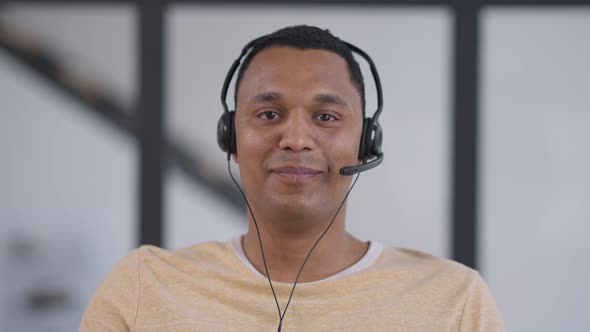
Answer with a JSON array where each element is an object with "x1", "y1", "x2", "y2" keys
[{"x1": 271, "y1": 166, "x2": 322, "y2": 183}]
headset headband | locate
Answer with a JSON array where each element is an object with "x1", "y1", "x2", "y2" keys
[{"x1": 220, "y1": 37, "x2": 383, "y2": 123}]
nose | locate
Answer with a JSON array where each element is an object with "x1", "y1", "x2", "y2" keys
[{"x1": 278, "y1": 111, "x2": 316, "y2": 152}]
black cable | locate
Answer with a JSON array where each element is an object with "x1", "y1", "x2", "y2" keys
[
  {"x1": 227, "y1": 156, "x2": 282, "y2": 318},
  {"x1": 278, "y1": 172, "x2": 360, "y2": 332},
  {"x1": 227, "y1": 155, "x2": 361, "y2": 331}
]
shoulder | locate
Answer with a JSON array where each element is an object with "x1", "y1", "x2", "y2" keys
[
  {"x1": 79, "y1": 249, "x2": 142, "y2": 331},
  {"x1": 80, "y1": 240, "x2": 237, "y2": 331},
  {"x1": 87, "y1": 241, "x2": 234, "y2": 279},
  {"x1": 137, "y1": 240, "x2": 235, "y2": 268},
  {"x1": 134, "y1": 240, "x2": 242, "y2": 280},
  {"x1": 368, "y1": 246, "x2": 487, "y2": 299},
  {"x1": 86, "y1": 240, "x2": 236, "y2": 281},
  {"x1": 382, "y1": 248, "x2": 497, "y2": 296},
  {"x1": 373, "y1": 247, "x2": 505, "y2": 331},
  {"x1": 375, "y1": 246, "x2": 475, "y2": 278}
]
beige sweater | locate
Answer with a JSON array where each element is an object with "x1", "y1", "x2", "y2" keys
[{"x1": 79, "y1": 240, "x2": 504, "y2": 331}]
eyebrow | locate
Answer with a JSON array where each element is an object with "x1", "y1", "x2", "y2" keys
[
  {"x1": 313, "y1": 94, "x2": 349, "y2": 108},
  {"x1": 249, "y1": 92, "x2": 282, "y2": 104},
  {"x1": 248, "y1": 92, "x2": 350, "y2": 108}
]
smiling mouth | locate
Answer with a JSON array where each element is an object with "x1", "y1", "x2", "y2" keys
[{"x1": 272, "y1": 167, "x2": 321, "y2": 183}]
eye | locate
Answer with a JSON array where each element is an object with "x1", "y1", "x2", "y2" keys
[
  {"x1": 316, "y1": 113, "x2": 337, "y2": 122},
  {"x1": 258, "y1": 111, "x2": 280, "y2": 120}
]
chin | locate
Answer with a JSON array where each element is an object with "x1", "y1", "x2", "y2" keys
[{"x1": 264, "y1": 194, "x2": 326, "y2": 221}]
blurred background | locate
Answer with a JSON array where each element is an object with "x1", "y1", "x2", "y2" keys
[{"x1": 0, "y1": 1, "x2": 588, "y2": 331}]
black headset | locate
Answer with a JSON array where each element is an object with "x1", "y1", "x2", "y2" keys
[{"x1": 217, "y1": 36, "x2": 384, "y2": 176}]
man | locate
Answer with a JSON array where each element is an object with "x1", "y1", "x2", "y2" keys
[{"x1": 80, "y1": 25, "x2": 504, "y2": 331}]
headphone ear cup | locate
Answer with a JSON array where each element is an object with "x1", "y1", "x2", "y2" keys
[
  {"x1": 358, "y1": 117, "x2": 370, "y2": 160},
  {"x1": 359, "y1": 117, "x2": 383, "y2": 160},
  {"x1": 217, "y1": 111, "x2": 236, "y2": 153},
  {"x1": 228, "y1": 111, "x2": 236, "y2": 154},
  {"x1": 370, "y1": 121, "x2": 383, "y2": 157}
]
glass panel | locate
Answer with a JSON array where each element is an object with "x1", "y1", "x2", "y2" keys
[
  {"x1": 0, "y1": 4, "x2": 137, "y2": 111},
  {"x1": 481, "y1": 8, "x2": 590, "y2": 331},
  {"x1": 0, "y1": 5, "x2": 136, "y2": 331}
]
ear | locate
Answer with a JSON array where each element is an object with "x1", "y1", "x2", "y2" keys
[{"x1": 231, "y1": 153, "x2": 239, "y2": 164}]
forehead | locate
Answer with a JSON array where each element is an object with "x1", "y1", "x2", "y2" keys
[{"x1": 237, "y1": 47, "x2": 361, "y2": 110}]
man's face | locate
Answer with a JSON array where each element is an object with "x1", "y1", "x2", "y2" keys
[{"x1": 234, "y1": 46, "x2": 363, "y2": 220}]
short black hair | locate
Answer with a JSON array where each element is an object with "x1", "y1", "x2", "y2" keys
[{"x1": 234, "y1": 25, "x2": 365, "y2": 114}]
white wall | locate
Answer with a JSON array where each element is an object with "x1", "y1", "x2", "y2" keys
[
  {"x1": 0, "y1": 49, "x2": 136, "y2": 332},
  {"x1": 481, "y1": 8, "x2": 590, "y2": 331}
]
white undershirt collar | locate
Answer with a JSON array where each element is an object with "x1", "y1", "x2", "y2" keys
[{"x1": 231, "y1": 236, "x2": 383, "y2": 284}]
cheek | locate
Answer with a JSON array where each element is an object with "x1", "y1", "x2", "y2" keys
[
  {"x1": 326, "y1": 128, "x2": 362, "y2": 164},
  {"x1": 235, "y1": 126, "x2": 272, "y2": 164}
]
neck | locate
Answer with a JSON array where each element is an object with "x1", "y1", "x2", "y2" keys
[{"x1": 241, "y1": 207, "x2": 368, "y2": 283}]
